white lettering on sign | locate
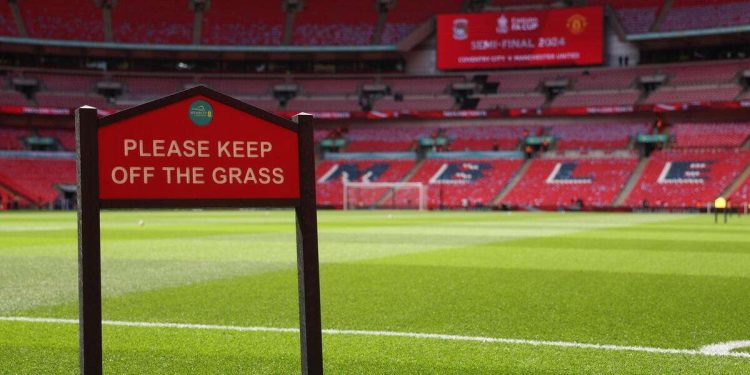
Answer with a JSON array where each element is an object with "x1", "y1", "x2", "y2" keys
[
  {"x1": 111, "y1": 166, "x2": 155, "y2": 185},
  {"x1": 111, "y1": 138, "x2": 287, "y2": 186}
]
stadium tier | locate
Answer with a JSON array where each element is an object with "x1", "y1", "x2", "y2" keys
[
  {"x1": 201, "y1": 0, "x2": 284, "y2": 45},
  {"x1": 551, "y1": 123, "x2": 646, "y2": 151},
  {"x1": 315, "y1": 159, "x2": 415, "y2": 208},
  {"x1": 643, "y1": 84, "x2": 742, "y2": 104},
  {"x1": 477, "y1": 93, "x2": 546, "y2": 110},
  {"x1": 550, "y1": 89, "x2": 640, "y2": 108},
  {"x1": 382, "y1": 76, "x2": 463, "y2": 96},
  {"x1": 408, "y1": 159, "x2": 524, "y2": 209},
  {"x1": 671, "y1": 123, "x2": 750, "y2": 148},
  {"x1": 1, "y1": 58, "x2": 749, "y2": 113},
  {"x1": 625, "y1": 149, "x2": 750, "y2": 208},
  {"x1": 292, "y1": 0, "x2": 378, "y2": 45},
  {"x1": 445, "y1": 125, "x2": 524, "y2": 151},
  {"x1": 20, "y1": 0, "x2": 102, "y2": 41},
  {"x1": 502, "y1": 158, "x2": 638, "y2": 208},
  {"x1": 344, "y1": 126, "x2": 432, "y2": 152},
  {"x1": 0, "y1": 127, "x2": 27, "y2": 150},
  {"x1": 112, "y1": 0, "x2": 193, "y2": 44},
  {"x1": 0, "y1": 157, "x2": 75, "y2": 206},
  {"x1": 730, "y1": 173, "x2": 750, "y2": 204},
  {"x1": 284, "y1": 97, "x2": 361, "y2": 113},
  {"x1": 659, "y1": 0, "x2": 750, "y2": 32},
  {"x1": 381, "y1": 0, "x2": 463, "y2": 44},
  {"x1": 2, "y1": 0, "x2": 750, "y2": 46},
  {"x1": 0, "y1": 1, "x2": 17, "y2": 37}
]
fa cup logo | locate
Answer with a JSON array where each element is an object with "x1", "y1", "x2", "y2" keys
[{"x1": 496, "y1": 15, "x2": 508, "y2": 34}]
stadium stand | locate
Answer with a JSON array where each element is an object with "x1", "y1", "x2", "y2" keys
[
  {"x1": 284, "y1": 97, "x2": 361, "y2": 113},
  {"x1": 29, "y1": 73, "x2": 96, "y2": 93},
  {"x1": 112, "y1": 0, "x2": 193, "y2": 44},
  {"x1": 20, "y1": 0, "x2": 103, "y2": 41},
  {"x1": 625, "y1": 149, "x2": 750, "y2": 208},
  {"x1": 382, "y1": 76, "x2": 462, "y2": 96},
  {"x1": 730, "y1": 174, "x2": 750, "y2": 205},
  {"x1": 550, "y1": 89, "x2": 640, "y2": 108},
  {"x1": 116, "y1": 75, "x2": 190, "y2": 98},
  {"x1": 37, "y1": 129, "x2": 75, "y2": 151},
  {"x1": 201, "y1": 0, "x2": 284, "y2": 45},
  {"x1": 502, "y1": 158, "x2": 638, "y2": 208},
  {"x1": 0, "y1": 90, "x2": 29, "y2": 106},
  {"x1": 344, "y1": 126, "x2": 432, "y2": 152},
  {"x1": 0, "y1": 127, "x2": 27, "y2": 150},
  {"x1": 198, "y1": 77, "x2": 281, "y2": 96},
  {"x1": 477, "y1": 93, "x2": 546, "y2": 109},
  {"x1": 643, "y1": 84, "x2": 741, "y2": 104},
  {"x1": 671, "y1": 123, "x2": 750, "y2": 148},
  {"x1": 292, "y1": 0, "x2": 378, "y2": 45},
  {"x1": 34, "y1": 93, "x2": 108, "y2": 109},
  {"x1": 573, "y1": 68, "x2": 638, "y2": 90},
  {"x1": 488, "y1": 72, "x2": 545, "y2": 93},
  {"x1": 445, "y1": 125, "x2": 524, "y2": 151},
  {"x1": 297, "y1": 78, "x2": 371, "y2": 96},
  {"x1": 614, "y1": 5, "x2": 658, "y2": 34},
  {"x1": 408, "y1": 159, "x2": 524, "y2": 209},
  {"x1": 659, "y1": 0, "x2": 750, "y2": 32},
  {"x1": 373, "y1": 96, "x2": 456, "y2": 111},
  {"x1": 0, "y1": 158, "x2": 75, "y2": 206},
  {"x1": 315, "y1": 159, "x2": 415, "y2": 208},
  {"x1": 0, "y1": 1, "x2": 17, "y2": 36},
  {"x1": 381, "y1": 0, "x2": 463, "y2": 44},
  {"x1": 552, "y1": 123, "x2": 646, "y2": 151},
  {"x1": 666, "y1": 61, "x2": 744, "y2": 86}
]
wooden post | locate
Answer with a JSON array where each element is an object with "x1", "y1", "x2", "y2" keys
[
  {"x1": 293, "y1": 113, "x2": 323, "y2": 375},
  {"x1": 76, "y1": 106, "x2": 103, "y2": 375}
]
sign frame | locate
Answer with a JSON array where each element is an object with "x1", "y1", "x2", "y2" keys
[{"x1": 75, "y1": 86, "x2": 323, "y2": 374}]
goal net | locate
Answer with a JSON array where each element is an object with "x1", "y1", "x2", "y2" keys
[{"x1": 343, "y1": 181, "x2": 426, "y2": 210}]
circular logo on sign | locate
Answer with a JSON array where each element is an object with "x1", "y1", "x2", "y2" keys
[
  {"x1": 566, "y1": 14, "x2": 588, "y2": 35},
  {"x1": 189, "y1": 100, "x2": 213, "y2": 126}
]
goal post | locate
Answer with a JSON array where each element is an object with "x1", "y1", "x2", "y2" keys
[{"x1": 343, "y1": 181, "x2": 427, "y2": 210}]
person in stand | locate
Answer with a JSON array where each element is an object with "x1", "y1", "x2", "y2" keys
[{"x1": 524, "y1": 144, "x2": 534, "y2": 159}]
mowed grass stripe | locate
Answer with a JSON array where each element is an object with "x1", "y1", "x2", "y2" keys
[
  {"x1": 0, "y1": 211, "x2": 670, "y2": 314},
  {"x1": 2, "y1": 211, "x2": 750, "y2": 373},
  {"x1": 1, "y1": 321, "x2": 749, "y2": 374},
  {"x1": 4, "y1": 316, "x2": 750, "y2": 358}
]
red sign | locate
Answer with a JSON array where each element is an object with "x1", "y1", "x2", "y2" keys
[
  {"x1": 97, "y1": 90, "x2": 300, "y2": 201},
  {"x1": 437, "y1": 6, "x2": 603, "y2": 70}
]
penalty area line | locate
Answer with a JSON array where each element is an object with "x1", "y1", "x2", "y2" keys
[{"x1": 1, "y1": 316, "x2": 749, "y2": 359}]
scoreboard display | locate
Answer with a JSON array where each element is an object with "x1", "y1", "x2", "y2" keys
[{"x1": 437, "y1": 6, "x2": 604, "y2": 70}]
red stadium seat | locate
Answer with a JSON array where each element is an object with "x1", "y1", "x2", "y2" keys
[
  {"x1": 202, "y1": 0, "x2": 284, "y2": 45},
  {"x1": 625, "y1": 149, "x2": 750, "y2": 208},
  {"x1": 502, "y1": 158, "x2": 638, "y2": 208},
  {"x1": 315, "y1": 159, "x2": 415, "y2": 208},
  {"x1": 409, "y1": 158, "x2": 524, "y2": 209},
  {"x1": 0, "y1": 158, "x2": 75, "y2": 206}
]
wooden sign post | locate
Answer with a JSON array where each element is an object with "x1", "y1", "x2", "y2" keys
[{"x1": 75, "y1": 86, "x2": 323, "y2": 374}]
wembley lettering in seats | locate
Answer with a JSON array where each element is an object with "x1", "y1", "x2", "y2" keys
[
  {"x1": 546, "y1": 162, "x2": 593, "y2": 184},
  {"x1": 318, "y1": 163, "x2": 390, "y2": 183},
  {"x1": 657, "y1": 161, "x2": 714, "y2": 184},
  {"x1": 430, "y1": 162, "x2": 491, "y2": 184},
  {"x1": 437, "y1": 6, "x2": 603, "y2": 70}
]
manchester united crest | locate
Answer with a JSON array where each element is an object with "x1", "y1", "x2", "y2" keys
[{"x1": 566, "y1": 14, "x2": 587, "y2": 35}]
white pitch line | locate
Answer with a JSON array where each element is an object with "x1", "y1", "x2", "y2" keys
[{"x1": 1, "y1": 316, "x2": 749, "y2": 359}]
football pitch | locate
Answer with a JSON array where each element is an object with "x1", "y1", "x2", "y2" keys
[{"x1": 1, "y1": 210, "x2": 749, "y2": 374}]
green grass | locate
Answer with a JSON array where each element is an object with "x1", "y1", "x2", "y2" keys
[{"x1": 1, "y1": 210, "x2": 750, "y2": 373}]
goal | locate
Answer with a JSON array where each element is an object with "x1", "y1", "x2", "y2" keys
[{"x1": 342, "y1": 181, "x2": 427, "y2": 210}]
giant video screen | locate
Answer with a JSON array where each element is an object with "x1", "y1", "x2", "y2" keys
[{"x1": 437, "y1": 6, "x2": 604, "y2": 70}]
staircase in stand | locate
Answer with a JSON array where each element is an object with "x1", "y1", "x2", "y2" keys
[
  {"x1": 490, "y1": 158, "x2": 531, "y2": 206},
  {"x1": 613, "y1": 157, "x2": 649, "y2": 206}
]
